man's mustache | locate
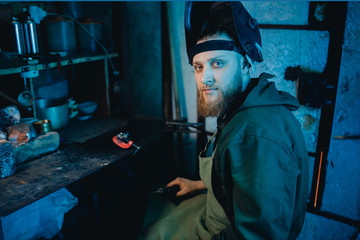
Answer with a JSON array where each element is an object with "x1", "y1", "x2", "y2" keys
[{"x1": 201, "y1": 85, "x2": 218, "y2": 91}]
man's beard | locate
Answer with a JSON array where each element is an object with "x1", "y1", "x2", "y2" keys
[
  {"x1": 197, "y1": 89, "x2": 225, "y2": 117},
  {"x1": 197, "y1": 85, "x2": 245, "y2": 118}
]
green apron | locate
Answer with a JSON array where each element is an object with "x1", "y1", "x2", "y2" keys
[
  {"x1": 138, "y1": 133, "x2": 230, "y2": 240},
  {"x1": 195, "y1": 132, "x2": 231, "y2": 238}
]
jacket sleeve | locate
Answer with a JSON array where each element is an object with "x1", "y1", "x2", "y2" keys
[{"x1": 213, "y1": 135, "x2": 300, "y2": 240}]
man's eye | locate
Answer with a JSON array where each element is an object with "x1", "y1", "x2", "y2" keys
[
  {"x1": 194, "y1": 65, "x2": 202, "y2": 71},
  {"x1": 212, "y1": 61, "x2": 223, "y2": 67}
]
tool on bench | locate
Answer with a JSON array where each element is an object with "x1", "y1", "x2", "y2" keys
[
  {"x1": 148, "y1": 185, "x2": 180, "y2": 195},
  {"x1": 148, "y1": 185, "x2": 195, "y2": 205},
  {"x1": 112, "y1": 132, "x2": 141, "y2": 154},
  {"x1": 148, "y1": 185, "x2": 186, "y2": 205}
]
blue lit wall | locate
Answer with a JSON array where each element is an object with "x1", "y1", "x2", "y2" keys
[{"x1": 299, "y1": 2, "x2": 360, "y2": 239}]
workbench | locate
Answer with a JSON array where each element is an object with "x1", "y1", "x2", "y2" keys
[{"x1": 0, "y1": 116, "x2": 173, "y2": 218}]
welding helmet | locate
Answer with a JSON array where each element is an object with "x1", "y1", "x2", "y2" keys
[{"x1": 185, "y1": 1, "x2": 263, "y2": 65}]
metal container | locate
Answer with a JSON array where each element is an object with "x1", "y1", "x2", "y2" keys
[
  {"x1": 33, "y1": 119, "x2": 52, "y2": 134},
  {"x1": 23, "y1": 16, "x2": 39, "y2": 54},
  {"x1": 36, "y1": 99, "x2": 69, "y2": 130},
  {"x1": 45, "y1": 18, "x2": 76, "y2": 52},
  {"x1": 10, "y1": 17, "x2": 26, "y2": 55},
  {"x1": 78, "y1": 19, "x2": 101, "y2": 52}
]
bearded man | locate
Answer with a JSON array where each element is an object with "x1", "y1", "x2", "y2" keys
[{"x1": 139, "y1": 2, "x2": 309, "y2": 239}]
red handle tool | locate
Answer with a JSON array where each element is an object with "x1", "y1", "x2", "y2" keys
[
  {"x1": 112, "y1": 132, "x2": 141, "y2": 153},
  {"x1": 112, "y1": 136, "x2": 134, "y2": 149}
]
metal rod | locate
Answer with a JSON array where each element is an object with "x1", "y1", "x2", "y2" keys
[
  {"x1": 104, "y1": 57, "x2": 110, "y2": 116},
  {"x1": 0, "y1": 90, "x2": 19, "y2": 105},
  {"x1": 29, "y1": 77, "x2": 37, "y2": 118},
  {"x1": 314, "y1": 150, "x2": 324, "y2": 208}
]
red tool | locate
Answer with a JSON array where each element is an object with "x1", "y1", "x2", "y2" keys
[{"x1": 112, "y1": 132, "x2": 141, "y2": 154}]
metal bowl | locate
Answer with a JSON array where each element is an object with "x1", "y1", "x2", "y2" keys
[{"x1": 78, "y1": 101, "x2": 98, "y2": 115}]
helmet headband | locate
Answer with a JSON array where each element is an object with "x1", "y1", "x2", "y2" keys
[{"x1": 187, "y1": 40, "x2": 244, "y2": 65}]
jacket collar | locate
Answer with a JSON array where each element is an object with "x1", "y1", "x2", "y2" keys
[{"x1": 216, "y1": 72, "x2": 299, "y2": 131}]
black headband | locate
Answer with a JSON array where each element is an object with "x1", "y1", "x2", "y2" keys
[{"x1": 187, "y1": 40, "x2": 245, "y2": 65}]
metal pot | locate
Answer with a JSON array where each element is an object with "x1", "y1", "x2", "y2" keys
[
  {"x1": 36, "y1": 99, "x2": 70, "y2": 130},
  {"x1": 45, "y1": 17, "x2": 76, "y2": 52},
  {"x1": 78, "y1": 19, "x2": 101, "y2": 52}
]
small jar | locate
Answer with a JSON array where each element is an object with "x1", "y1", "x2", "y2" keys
[{"x1": 33, "y1": 119, "x2": 52, "y2": 135}]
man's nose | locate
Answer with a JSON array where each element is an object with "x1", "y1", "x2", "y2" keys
[{"x1": 201, "y1": 67, "x2": 214, "y2": 86}]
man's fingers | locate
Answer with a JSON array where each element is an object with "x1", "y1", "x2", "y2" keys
[
  {"x1": 176, "y1": 189, "x2": 186, "y2": 197},
  {"x1": 167, "y1": 181, "x2": 175, "y2": 187},
  {"x1": 167, "y1": 177, "x2": 182, "y2": 187}
]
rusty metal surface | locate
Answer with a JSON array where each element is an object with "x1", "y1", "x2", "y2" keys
[{"x1": 0, "y1": 116, "x2": 171, "y2": 217}]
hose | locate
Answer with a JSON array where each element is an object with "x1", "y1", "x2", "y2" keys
[{"x1": 46, "y1": 12, "x2": 118, "y2": 76}]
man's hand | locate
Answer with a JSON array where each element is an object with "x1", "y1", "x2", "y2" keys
[{"x1": 167, "y1": 177, "x2": 206, "y2": 197}]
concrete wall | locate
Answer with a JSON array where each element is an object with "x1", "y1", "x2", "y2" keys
[
  {"x1": 298, "y1": 2, "x2": 360, "y2": 238},
  {"x1": 320, "y1": 0, "x2": 360, "y2": 227}
]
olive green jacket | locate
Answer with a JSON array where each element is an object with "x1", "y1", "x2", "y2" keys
[{"x1": 212, "y1": 73, "x2": 309, "y2": 240}]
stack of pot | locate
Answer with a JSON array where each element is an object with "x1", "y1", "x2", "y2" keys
[
  {"x1": 77, "y1": 18, "x2": 101, "y2": 52},
  {"x1": 44, "y1": 16, "x2": 77, "y2": 53},
  {"x1": 44, "y1": 17, "x2": 101, "y2": 53}
]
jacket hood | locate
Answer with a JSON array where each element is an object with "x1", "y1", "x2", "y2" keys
[{"x1": 239, "y1": 73, "x2": 299, "y2": 112}]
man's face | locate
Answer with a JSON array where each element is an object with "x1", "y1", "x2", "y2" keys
[{"x1": 193, "y1": 33, "x2": 248, "y2": 117}]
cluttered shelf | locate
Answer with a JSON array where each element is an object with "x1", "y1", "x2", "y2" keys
[
  {"x1": 0, "y1": 115, "x2": 172, "y2": 217},
  {"x1": 0, "y1": 52, "x2": 118, "y2": 76}
]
